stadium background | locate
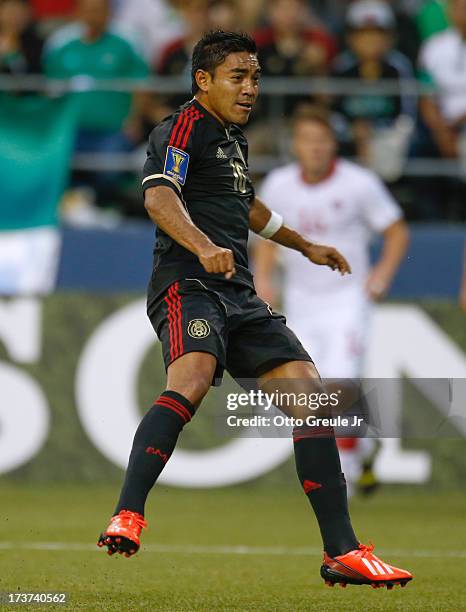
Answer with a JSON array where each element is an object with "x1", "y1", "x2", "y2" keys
[{"x1": 1, "y1": 0, "x2": 465, "y2": 610}]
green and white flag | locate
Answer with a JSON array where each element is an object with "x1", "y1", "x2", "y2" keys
[
  {"x1": 0, "y1": 94, "x2": 76, "y2": 294},
  {"x1": 0, "y1": 93, "x2": 76, "y2": 231}
]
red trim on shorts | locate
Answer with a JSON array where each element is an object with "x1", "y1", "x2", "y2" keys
[
  {"x1": 165, "y1": 284, "x2": 179, "y2": 361},
  {"x1": 169, "y1": 283, "x2": 180, "y2": 358},
  {"x1": 164, "y1": 289, "x2": 176, "y2": 361},
  {"x1": 173, "y1": 282, "x2": 183, "y2": 358},
  {"x1": 166, "y1": 282, "x2": 184, "y2": 361}
]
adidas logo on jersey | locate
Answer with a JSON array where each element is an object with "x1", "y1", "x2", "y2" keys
[{"x1": 216, "y1": 147, "x2": 227, "y2": 159}]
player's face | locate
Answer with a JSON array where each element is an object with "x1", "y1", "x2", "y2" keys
[
  {"x1": 292, "y1": 120, "x2": 336, "y2": 176},
  {"x1": 205, "y1": 52, "x2": 261, "y2": 125}
]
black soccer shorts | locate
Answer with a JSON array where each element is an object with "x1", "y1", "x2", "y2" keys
[{"x1": 147, "y1": 278, "x2": 313, "y2": 384}]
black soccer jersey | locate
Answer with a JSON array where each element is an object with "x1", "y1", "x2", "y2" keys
[{"x1": 142, "y1": 98, "x2": 256, "y2": 308}]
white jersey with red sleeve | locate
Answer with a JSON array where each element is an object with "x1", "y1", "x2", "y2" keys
[{"x1": 258, "y1": 159, "x2": 402, "y2": 299}]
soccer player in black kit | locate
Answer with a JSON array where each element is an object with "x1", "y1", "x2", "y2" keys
[{"x1": 98, "y1": 31, "x2": 412, "y2": 590}]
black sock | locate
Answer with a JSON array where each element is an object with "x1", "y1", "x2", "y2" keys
[
  {"x1": 293, "y1": 425, "x2": 359, "y2": 557},
  {"x1": 114, "y1": 390, "x2": 196, "y2": 516}
]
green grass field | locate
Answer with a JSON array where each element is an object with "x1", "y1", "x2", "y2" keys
[{"x1": 1, "y1": 485, "x2": 465, "y2": 611}]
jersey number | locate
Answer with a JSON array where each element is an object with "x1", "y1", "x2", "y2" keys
[{"x1": 230, "y1": 160, "x2": 247, "y2": 194}]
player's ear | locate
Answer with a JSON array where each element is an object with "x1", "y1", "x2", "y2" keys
[{"x1": 195, "y1": 69, "x2": 210, "y2": 93}]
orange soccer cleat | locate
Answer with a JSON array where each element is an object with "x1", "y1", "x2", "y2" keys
[
  {"x1": 321, "y1": 543, "x2": 413, "y2": 589},
  {"x1": 97, "y1": 510, "x2": 148, "y2": 557}
]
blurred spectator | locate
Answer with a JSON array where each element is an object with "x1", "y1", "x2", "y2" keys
[
  {"x1": 158, "y1": 0, "x2": 209, "y2": 77},
  {"x1": 418, "y1": 0, "x2": 466, "y2": 159},
  {"x1": 311, "y1": 0, "x2": 421, "y2": 63},
  {"x1": 237, "y1": 0, "x2": 266, "y2": 32},
  {"x1": 333, "y1": 0, "x2": 415, "y2": 171},
  {"x1": 246, "y1": 0, "x2": 336, "y2": 155},
  {"x1": 308, "y1": 0, "x2": 347, "y2": 34},
  {"x1": 254, "y1": 0, "x2": 336, "y2": 79},
  {"x1": 416, "y1": 0, "x2": 450, "y2": 41},
  {"x1": 43, "y1": 0, "x2": 149, "y2": 214},
  {"x1": 31, "y1": 0, "x2": 76, "y2": 21},
  {"x1": 208, "y1": 0, "x2": 237, "y2": 32},
  {"x1": 114, "y1": 0, "x2": 183, "y2": 66},
  {"x1": 153, "y1": 0, "x2": 209, "y2": 113},
  {"x1": 157, "y1": 0, "x2": 242, "y2": 76},
  {"x1": 141, "y1": 0, "x2": 234, "y2": 130},
  {"x1": 386, "y1": 0, "x2": 421, "y2": 64},
  {"x1": 0, "y1": 0, "x2": 43, "y2": 74}
]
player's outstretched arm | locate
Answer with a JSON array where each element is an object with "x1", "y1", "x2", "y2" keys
[
  {"x1": 145, "y1": 186, "x2": 236, "y2": 278},
  {"x1": 249, "y1": 196, "x2": 351, "y2": 275},
  {"x1": 366, "y1": 219, "x2": 409, "y2": 300}
]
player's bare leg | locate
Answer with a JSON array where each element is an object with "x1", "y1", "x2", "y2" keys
[
  {"x1": 98, "y1": 352, "x2": 216, "y2": 556},
  {"x1": 258, "y1": 360, "x2": 412, "y2": 589}
]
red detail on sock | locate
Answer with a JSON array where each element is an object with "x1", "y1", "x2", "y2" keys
[
  {"x1": 161, "y1": 395, "x2": 192, "y2": 420},
  {"x1": 156, "y1": 396, "x2": 192, "y2": 424},
  {"x1": 156, "y1": 399, "x2": 189, "y2": 423},
  {"x1": 293, "y1": 426, "x2": 334, "y2": 441},
  {"x1": 303, "y1": 479, "x2": 322, "y2": 494},
  {"x1": 145, "y1": 447, "x2": 170, "y2": 463}
]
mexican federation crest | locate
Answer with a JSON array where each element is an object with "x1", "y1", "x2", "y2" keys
[{"x1": 187, "y1": 319, "x2": 211, "y2": 339}]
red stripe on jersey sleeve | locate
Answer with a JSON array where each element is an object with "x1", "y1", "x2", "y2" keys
[{"x1": 169, "y1": 111, "x2": 186, "y2": 147}]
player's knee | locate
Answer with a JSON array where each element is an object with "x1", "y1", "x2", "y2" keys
[
  {"x1": 167, "y1": 370, "x2": 213, "y2": 406},
  {"x1": 173, "y1": 377, "x2": 211, "y2": 406},
  {"x1": 166, "y1": 353, "x2": 216, "y2": 406}
]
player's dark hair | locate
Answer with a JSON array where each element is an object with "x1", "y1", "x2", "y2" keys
[
  {"x1": 292, "y1": 104, "x2": 335, "y2": 136},
  {"x1": 191, "y1": 30, "x2": 257, "y2": 95}
]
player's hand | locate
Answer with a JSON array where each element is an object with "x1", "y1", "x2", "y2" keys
[
  {"x1": 365, "y1": 265, "x2": 392, "y2": 301},
  {"x1": 197, "y1": 244, "x2": 236, "y2": 279},
  {"x1": 303, "y1": 244, "x2": 351, "y2": 275}
]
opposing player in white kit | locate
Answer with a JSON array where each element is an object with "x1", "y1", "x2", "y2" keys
[{"x1": 254, "y1": 105, "x2": 409, "y2": 494}]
